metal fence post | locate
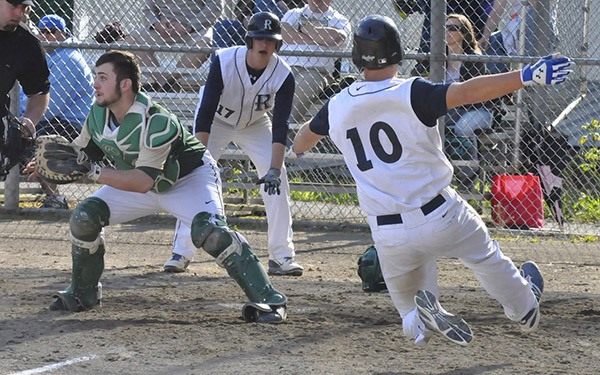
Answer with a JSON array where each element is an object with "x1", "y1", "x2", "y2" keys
[
  {"x1": 430, "y1": 0, "x2": 446, "y2": 138},
  {"x1": 4, "y1": 84, "x2": 21, "y2": 210}
]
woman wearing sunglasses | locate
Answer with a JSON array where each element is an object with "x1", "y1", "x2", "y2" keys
[{"x1": 444, "y1": 13, "x2": 494, "y2": 190}]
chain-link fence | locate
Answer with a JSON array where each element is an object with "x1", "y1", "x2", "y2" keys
[{"x1": 2, "y1": 0, "x2": 599, "y2": 239}]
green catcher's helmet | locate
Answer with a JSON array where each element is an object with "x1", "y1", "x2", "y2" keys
[{"x1": 357, "y1": 245, "x2": 387, "y2": 292}]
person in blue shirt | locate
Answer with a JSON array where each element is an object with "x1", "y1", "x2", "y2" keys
[
  {"x1": 212, "y1": 0, "x2": 254, "y2": 49},
  {"x1": 21, "y1": 14, "x2": 94, "y2": 209}
]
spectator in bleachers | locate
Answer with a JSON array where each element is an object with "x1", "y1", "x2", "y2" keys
[
  {"x1": 479, "y1": 0, "x2": 532, "y2": 74},
  {"x1": 406, "y1": 0, "x2": 489, "y2": 76},
  {"x1": 255, "y1": 0, "x2": 304, "y2": 19},
  {"x1": 212, "y1": 0, "x2": 305, "y2": 50},
  {"x1": 444, "y1": 13, "x2": 494, "y2": 189},
  {"x1": 20, "y1": 14, "x2": 94, "y2": 209},
  {"x1": 478, "y1": 0, "x2": 559, "y2": 74},
  {"x1": 93, "y1": 21, "x2": 127, "y2": 44},
  {"x1": 212, "y1": 0, "x2": 254, "y2": 49},
  {"x1": 279, "y1": 0, "x2": 350, "y2": 123},
  {"x1": 126, "y1": 0, "x2": 223, "y2": 92}
]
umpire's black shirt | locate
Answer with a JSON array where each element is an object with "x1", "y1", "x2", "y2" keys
[{"x1": 0, "y1": 24, "x2": 50, "y2": 116}]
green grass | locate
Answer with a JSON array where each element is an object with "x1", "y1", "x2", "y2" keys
[
  {"x1": 571, "y1": 235, "x2": 599, "y2": 243},
  {"x1": 289, "y1": 190, "x2": 358, "y2": 204},
  {"x1": 569, "y1": 193, "x2": 600, "y2": 223}
]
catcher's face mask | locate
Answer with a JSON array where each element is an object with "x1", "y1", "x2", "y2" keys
[{"x1": 0, "y1": 114, "x2": 35, "y2": 180}]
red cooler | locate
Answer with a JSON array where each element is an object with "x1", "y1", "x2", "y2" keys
[{"x1": 491, "y1": 174, "x2": 544, "y2": 228}]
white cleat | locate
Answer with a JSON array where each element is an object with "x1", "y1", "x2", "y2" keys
[{"x1": 414, "y1": 290, "x2": 473, "y2": 346}]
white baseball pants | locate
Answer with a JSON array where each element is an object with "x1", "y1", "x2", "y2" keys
[
  {"x1": 367, "y1": 187, "x2": 538, "y2": 338},
  {"x1": 172, "y1": 118, "x2": 294, "y2": 261}
]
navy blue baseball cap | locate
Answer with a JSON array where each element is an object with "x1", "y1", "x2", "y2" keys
[{"x1": 6, "y1": 0, "x2": 35, "y2": 6}]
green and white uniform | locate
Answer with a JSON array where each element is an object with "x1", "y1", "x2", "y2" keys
[
  {"x1": 73, "y1": 92, "x2": 225, "y2": 225},
  {"x1": 51, "y1": 93, "x2": 287, "y2": 320}
]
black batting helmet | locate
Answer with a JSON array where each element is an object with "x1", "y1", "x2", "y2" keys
[
  {"x1": 352, "y1": 15, "x2": 403, "y2": 70},
  {"x1": 245, "y1": 12, "x2": 283, "y2": 50}
]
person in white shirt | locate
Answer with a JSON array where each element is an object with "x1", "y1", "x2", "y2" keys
[
  {"x1": 479, "y1": 0, "x2": 559, "y2": 74},
  {"x1": 279, "y1": 0, "x2": 350, "y2": 123}
]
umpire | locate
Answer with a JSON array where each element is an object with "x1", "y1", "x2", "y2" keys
[{"x1": 0, "y1": 0, "x2": 49, "y2": 136}]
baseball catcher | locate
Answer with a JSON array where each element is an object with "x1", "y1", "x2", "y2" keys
[
  {"x1": 93, "y1": 21, "x2": 127, "y2": 44},
  {"x1": 34, "y1": 135, "x2": 102, "y2": 184},
  {"x1": 0, "y1": 113, "x2": 35, "y2": 180},
  {"x1": 47, "y1": 50, "x2": 287, "y2": 324}
]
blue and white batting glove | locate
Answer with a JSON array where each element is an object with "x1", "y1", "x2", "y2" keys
[
  {"x1": 521, "y1": 53, "x2": 574, "y2": 86},
  {"x1": 256, "y1": 167, "x2": 281, "y2": 195}
]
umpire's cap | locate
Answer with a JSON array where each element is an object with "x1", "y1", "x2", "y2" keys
[
  {"x1": 352, "y1": 15, "x2": 403, "y2": 70},
  {"x1": 245, "y1": 12, "x2": 283, "y2": 50}
]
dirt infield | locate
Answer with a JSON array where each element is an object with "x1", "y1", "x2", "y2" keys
[{"x1": 1, "y1": 216, "x2": 599, "y2": 375}]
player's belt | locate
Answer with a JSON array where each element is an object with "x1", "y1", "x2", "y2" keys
[{"x1": 376, "y1": 194, "x2": 446, "y2": 226}]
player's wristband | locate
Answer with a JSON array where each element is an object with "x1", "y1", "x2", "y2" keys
[
  {"x1": 20, "y1": 117, "x2": 35, "y2": 135},
  {"x1": 87, "y1": 164, "x2": 102, "y2": 182},
  {"x1": 286, "y1": 144, "x2": 304, "y2": 159}
]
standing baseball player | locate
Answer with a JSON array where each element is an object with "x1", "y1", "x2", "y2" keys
[
  {"x1": 46, "y1": 50, "x2": 287, "y2": 323},
  {"x1": 165, "y1": 12, "x2": 303, "y2": 277},
  {"x1": 292, "y1": 15, "x2": 573, "y2": 346}
]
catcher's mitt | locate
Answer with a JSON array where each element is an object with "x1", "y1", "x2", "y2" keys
[
  {"x1": 35, "y1": 135, "x2": 93, "y2": 184},
  {"x1": 0, "y1": 113, "x2": 35, "y2": 179}
]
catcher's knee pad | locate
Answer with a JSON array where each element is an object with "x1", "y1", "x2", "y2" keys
[
  {"x1": 70, "y1": 197, "x2": 110, "y2": 254},
  {"x1": 191, "y1": 212, "x2": 242, "y2": 265}
]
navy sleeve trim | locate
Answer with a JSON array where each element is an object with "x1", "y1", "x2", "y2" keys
[
  {"x1": 194, "y1": 55, "x2": 224, "y2": 133},
  {"x1": 410, "y1": 78, "x2": 450, "y2": 127},
  {"x1": 309, "y1": 100, "x2": 330, "y2": 136},
  {"x1": 272, "y1": 72, "x2": 295, "y2": 145}
]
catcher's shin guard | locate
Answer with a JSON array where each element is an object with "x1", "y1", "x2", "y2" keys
[
  {"x1": 49, "y1": 197, "x2": 109, "y2": 312},
  {"x1": 191, "y1": 212, "x2": 287, "y2": 323},
  {"x1": 49, "y1": 245, "x2": 105, "y2": 312}
]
